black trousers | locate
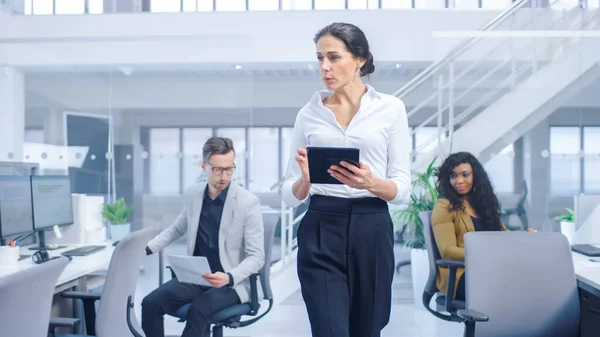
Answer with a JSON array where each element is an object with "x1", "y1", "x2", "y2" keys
[
  {"x1": 141, "y1": 278, "x2": 240, "y2": 337},
  {"x1": 297, "y1": 195, "x2": 395, "y2": 337}
]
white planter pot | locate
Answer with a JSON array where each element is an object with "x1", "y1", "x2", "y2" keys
[
  {"x1": 410, "y1": 248, "x2": 429, "y2": 309},
  {"x1": 110, "y1": 223, "x2": 130, "y2": 242},
  {"x1": 561, "y1": 221, "x2": 575, "y2": 245}
]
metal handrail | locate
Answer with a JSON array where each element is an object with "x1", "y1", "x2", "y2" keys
[{"x1": 393, "y1": 0, "x2": 532, "y2": 99}]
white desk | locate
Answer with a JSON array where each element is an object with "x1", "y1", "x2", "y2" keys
[
  {"x1": 573, "y1": 251, "x2": 600, "y2": 290},
  {"x1": 0, "y1": 243, "x2": 113, "y2": 289},
  {"x1": 572, "y1": 251, "x2": 600, "y2": 337}
]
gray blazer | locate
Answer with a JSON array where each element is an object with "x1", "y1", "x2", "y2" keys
[{"x1": 147, "y1": 182, "x2": 265, "y2": 303}]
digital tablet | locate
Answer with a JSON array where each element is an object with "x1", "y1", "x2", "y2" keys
[{"x1": 307, "y1": 146, "x2": 360, "y2": 185}]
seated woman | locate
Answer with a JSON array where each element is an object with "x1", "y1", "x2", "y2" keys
[{"x1": 431, "y1": 152, "x2": 528, "y2": 301}]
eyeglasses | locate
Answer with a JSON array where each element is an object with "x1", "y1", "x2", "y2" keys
[{"x1": 206, "y1": 161, "x2": 236, "y2": 176}]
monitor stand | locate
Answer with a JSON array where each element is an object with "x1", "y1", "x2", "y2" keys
[{"x1": 28, "y1": 230, "x2": 66, "y2": 251}]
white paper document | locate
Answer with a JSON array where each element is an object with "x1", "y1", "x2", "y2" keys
[{"x1": 166, "y1": 255, "x2": 213, "y2": 287}]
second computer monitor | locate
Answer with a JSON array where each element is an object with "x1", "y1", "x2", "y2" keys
[
  {"x1": 0, "y1": 176, "x2": 34, "y2": 241},
  {"x1": 31, "y1": 175, "x2": 74, "y2": 230}
]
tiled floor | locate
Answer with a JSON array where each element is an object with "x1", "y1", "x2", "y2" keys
[{"x1": 133, "y1": 241, "x2": 465, "y2": 337}]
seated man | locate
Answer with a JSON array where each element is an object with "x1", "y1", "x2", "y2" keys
[{"x1": 142, "y1": 137, "x2": 265, "y2": 337}]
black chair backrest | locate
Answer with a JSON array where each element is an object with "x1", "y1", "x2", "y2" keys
[
  {"x1": 419, "y1": 210, "x2": 440, "y2": 305},
  {"x1": 260, "y1": 216, "x2": 277, "y2": 300}
]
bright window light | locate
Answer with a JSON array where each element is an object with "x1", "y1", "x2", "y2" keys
[
  {"x1": 249, "y1": 0, "x2": 279, "y2": 10},
  {"x1": 55, "y1": 0, "x2": 85, "y2": 14},
  {"x1": 216, "y1": 0, "x2": 246, "y2": 11},
  {"x1": 33, "y1": 0, "x2": 53, "y2": 15},
  {"x1": 315, "y1": 0, "x2": 345, "y2": 9},
  {"x1": 151, "y1": 0, "x2": 181, "y2": 12},
  {"x1": 381, "y1": 0, "x2": 412, "y2": 8}
]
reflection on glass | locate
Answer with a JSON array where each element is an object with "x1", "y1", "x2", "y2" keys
[
  {"x1": 216, "y1": 128, "x2": 246, "y2": 187},
  {"x1": 33, "y1": 0, "x2": 53, "y2": 14},
  {"x1": 249, "y1": 128, "x2": 279, "y2": 192},
  {"x1": 381, "y1": 0, "x2": 412, "y2": 8},
  {"x1": 550, "y1": 127, "x2": 581, "y2": 195},
  {"x1": 484, "y1": 144, "x2": 514, "y2": 194},
  {"x1": 183, "y1": 128, "x2": 212, "y2": 189},
  {"x1": 149, "y1": 128, "x2": 181, "y2": 194},
  {"x1": 315, "y1": 0, "x2": 346, "y2": 10},
  {"x1": 55, "y1": 0, "x2": 85, "y2": 14},
  {"x1": 151, "y1": 0, "x2": 181, "y2": 12},
  {"x1": 281, "y1": 0, "x2": 312, "y2": 10},
  {"x1": 584, "y1": 127, "x2": 600, "y2": 192},
  {"x1": 216, "y1": 0, "x2": 246, "y2": 11},
  {"x1": 249, "y1": 0, "x2": 279, "y2": 10}
]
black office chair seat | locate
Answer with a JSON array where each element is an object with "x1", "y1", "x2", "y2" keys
[
  {"x1": 172, "y1": 302, "x2": 259, "y2": 324},
  {"x1": 435, "y1": 295, "x2": 465, "y2": 311}
]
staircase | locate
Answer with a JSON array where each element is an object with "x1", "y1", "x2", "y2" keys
[{"x1": 399, "y1": 0, "x2": 600, "y2": 171}]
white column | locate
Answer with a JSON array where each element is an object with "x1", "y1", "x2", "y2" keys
[
  {"x1": 43, "y1": 109, "x2": 65, "y2": 146},
  {"x1": 523, "y1": 119, "x2": 551, "y2": 231},
  {"x1": 0, "y1": 66, "x2": 25, "y2": 162}
]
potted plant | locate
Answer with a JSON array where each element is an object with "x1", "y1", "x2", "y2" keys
[
  {"x1": 391, "y1": 157, "x2": 439, "y2": 307},
  {"x1": 102, "y1": 198, "x2": 133, "y2": 242},
  {"x1": 555, "y1": 208, "x2": 575, "y2": 244}
]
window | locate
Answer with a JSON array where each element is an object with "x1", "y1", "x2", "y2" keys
[
  {"x1": 551, "y1": 0, "x2": 580, "y2": 10},
  {"x1": 249, "y1": 128, "x2": 279, "y2": 192},
  {"x1": 315, "y1": 0, "x2": 345, "y2": 9},
  {"x1": 381, "y1": 0, "x2": 412, "y2": 8},
  {"x1": 454, "y1": 0, "x2": 479, "y2": 9},
  {"x1": 347, "y1": 0, "x2": 369, "y2": 9},
  {"x1": 589, "y1": 0, "x2": 600, "y2": 8},
  {"x1": 414, "y1": 126, "x2": 444, "y2": 162},
  {"x1": 88, "y1": 0, "x2": 103, "y2": 13},
  {"x1": 149, "y1": 129, "x2": 181, "y2": 194},
  {"x1": 32, "y1": 0, "x2": 53, "y2": 14},
  {"x1": 216, "y1": 0, "x2": 246, "y2": 11},
  {"x1": 281, "y1": 0, "x2": 312, "y2": 10},
  {"x1": 584, "y1": 127, "x2": 600, "y2": 192},
  {"x1": 481, "y1": 0, "x2": 511, "y2": 9},
  {"x1": 55, "y1": 0, "x2": 84, "y2": 14},
  {"x1": 484, "y1": 144, "x2": 514, "y2": 194},
  {"x1": 550, "y1": 127, "x2": 581, "y2": 195},
  {"x1": 182, "y1": 128, "x2": 213, "y2": 190},
  {"x1": 151, "y1": 0, "x2": 180, "y2": 12},
  {"x1": 216, "y1": 128, "x2": 247, "y2": 187},
  {"x1": 414, "y1": 0, "x2": 447, "y2": 8},
  {"x1": 281, "y1": 127, "x2": 294, "y2": 179},
  {"x1": 249, "y1": 0, "x2": 279, "y2": 10}
]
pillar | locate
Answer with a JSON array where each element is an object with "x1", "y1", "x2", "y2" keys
[{"x1": 0, "y1": 66, "x2": 25, "y2": 162}]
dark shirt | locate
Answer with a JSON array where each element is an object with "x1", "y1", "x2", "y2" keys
[
  {"x1": 471, "y1": 216, "x2": 499, "y2": 232},
  {"x1": 193, "y1": 184, "x2": 229, "y2": 273}
]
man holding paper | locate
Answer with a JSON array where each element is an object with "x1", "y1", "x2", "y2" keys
[{"x1": 141, "y1": 137, "x2": 265, "y2": 337}]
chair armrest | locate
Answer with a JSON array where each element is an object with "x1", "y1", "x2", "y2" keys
[
  {"x1": 61, "y1": 291, "x2": 102, "y2": 301},
  {"x1": 249, "y1": 273, "x2": 260, "y2": 315},
  {"x1": 457, "y1": 309, "x2": 489, "y2": 322},
  {"x1": 49, "y1": 317, "x2": 81, "y2": 328},
  {"x1": 436, "y1": 259, "x2": 464, "y2": 313},
  {"x1": 435, "y1": 259, "x2": 465, "y2": 268}
]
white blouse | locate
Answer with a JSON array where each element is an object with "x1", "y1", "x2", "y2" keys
[{"x1": 281, "y1": 84, "x2": 412, "y2": 207}]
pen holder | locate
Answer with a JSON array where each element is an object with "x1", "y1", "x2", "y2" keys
[{"x1": 0, "y1": 246, "x2": 19, "y2": 266}]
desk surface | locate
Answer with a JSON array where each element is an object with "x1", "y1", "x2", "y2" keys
[
  {"x1": 0, "y1": 243, "x2": 113, "y2": 287},
  {"x1": 573, "y1": 251, "x2": 600, "y2": 290}
]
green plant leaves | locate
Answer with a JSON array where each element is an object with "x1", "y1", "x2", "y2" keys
[
  {"x1": 391, "y1": 157, "x2": 440, "y2": 250},
  {"x1": 554, "y1": 208, "x2": 575, "y2": 222},
  {"x1": 101, "y1": 197, "x2": 133, "y2": 225}
]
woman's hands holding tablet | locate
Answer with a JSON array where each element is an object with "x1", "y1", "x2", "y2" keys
[{"x1": 328, "y1": 161, "x2": 375, "y2": 190}]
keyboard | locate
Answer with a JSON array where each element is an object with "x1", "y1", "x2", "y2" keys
[
  {"x1": 61, "y1": 245, "x2": 106, "y2": 257},
  {"x1": 571, "y1": 244, "x2": 600, "y2": 257}
]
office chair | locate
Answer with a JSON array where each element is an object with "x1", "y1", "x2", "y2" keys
[
  {"x1": 168, "y1": 218, "x2": 277, "y2": 337},
  {"x1": 459, "y1": 232, "x2": 580, "y2": 337},
  {"x1": 0, "y1": 256, "x2": 73, "y2": 337},
  {"x1": 500, "y1": 180, "x2": 529, "y2": 230},
  {"x1": 55, "y1": 228, "x2": 156, "y2": 337},
  {"x1": 419, "y1": 210, "x2": 466, "y2": 322}
]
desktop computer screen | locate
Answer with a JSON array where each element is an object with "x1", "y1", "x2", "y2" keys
[
  {"x1": 0, "y1": 176, "x2": 34, "y2": 241},
  {"x1": 30, "y1": 175, "x2": 74, "y2": 250}
]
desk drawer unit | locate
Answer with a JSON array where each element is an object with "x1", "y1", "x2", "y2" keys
[{"x1": 578, "y1": 281, "x2": 600, "y2": 337}]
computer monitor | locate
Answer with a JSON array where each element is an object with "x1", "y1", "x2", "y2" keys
[
  {"x1": 0, "y1": 176, "x2": 34, "y2": 245},
  {"x1": 29, "y1": 175, "x2": 74, "y2": 250}
]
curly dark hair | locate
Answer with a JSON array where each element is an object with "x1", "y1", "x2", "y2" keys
[{"x1": 436, "y1": 152, "x2": 503, "y2": 231}]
